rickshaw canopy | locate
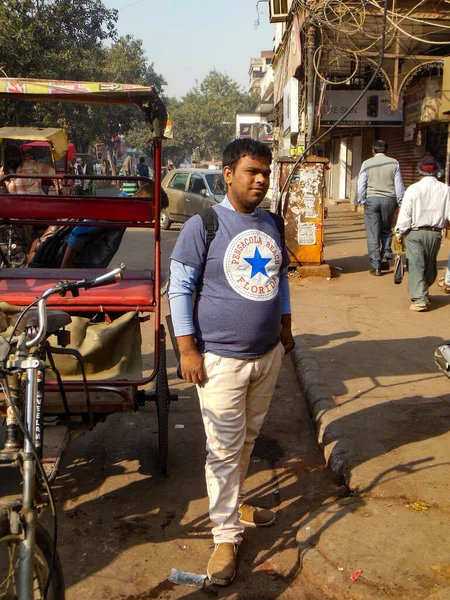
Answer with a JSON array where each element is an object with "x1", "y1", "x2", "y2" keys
[
  {"x1": 0, "y1": 126, "x2": 69, "y2": 160},
  {"x1": 0, "y1": 78, "x2": 172, "y2": 140}
]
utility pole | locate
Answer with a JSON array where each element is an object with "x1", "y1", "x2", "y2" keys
[{"x1": 306, "y1": 25, "x2": 316, "y2": 151}]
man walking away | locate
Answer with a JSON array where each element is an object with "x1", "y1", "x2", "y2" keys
[
  {"x1": 395, "y1": 156, "x2": 450, "y2": 312},
  {"x1": 357, "y1": 140, "x2": 405, "y2": 275},
  {"x1": 74, "y1": 157, "x2": 90, "y2": 196},
  {"x1": 168, "y1": 138, "x2": 295, "y2": 586},
  {"x1": 119, "y1": 156, "x2": 139, "y2": 197},
  {"x1": 136, "y1": 156, "x2": 150, "y2": 181}
]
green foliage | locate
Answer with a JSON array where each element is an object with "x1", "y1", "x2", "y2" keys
[
  {"x1": 0, "y1": 1, "x2": 166, "y2": 151},
  {"x1": 168, "y1": 70, "x2": 258, "y2": 162},
  {"x1": 126, "y1": 70, "x2": 257, "y2": 163}
]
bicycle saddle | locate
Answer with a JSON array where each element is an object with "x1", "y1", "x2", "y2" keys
[{"x1": 12, "y1": 309, "x2": 72, "y2": 335}]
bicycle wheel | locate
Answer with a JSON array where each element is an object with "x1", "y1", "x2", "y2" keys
[
  {"x1": 156, "y1": 324, "x2": 170, "y2": 475},
  {"x1": 0, "y1": 507, "x2": 65, "y2": 599}
]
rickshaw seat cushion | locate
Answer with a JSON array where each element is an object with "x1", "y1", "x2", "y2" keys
[{"x1": 0, "y1": 268, "x2": 155, "y2": 312}]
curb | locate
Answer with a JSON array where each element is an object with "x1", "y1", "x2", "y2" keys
[{"x1": 290, "y1": 340, "x2": 353, "y2": 482}]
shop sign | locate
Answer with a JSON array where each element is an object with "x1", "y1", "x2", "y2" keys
[
  {"x1": 321, "y1": 90, "x2": 403, "y2": 126},
  {"x1": 404, "y1": 78, "x2": 449, "y2": 125},
  {"x1": 290, "y1": 145, "x2": 305, "y2": 156},
  {"x1": 404, "y1": 123, "x2": 416, "y2": 141},
  {"x1": 443, "y1": 57, "x2": 450, "y2": 115}
]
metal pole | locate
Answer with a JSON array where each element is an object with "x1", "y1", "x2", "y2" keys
[
  {"x1": 153, "y1": 139, "x2": 162, "y2": 373},
  {"x1": 306, "y1": 25, "x2": 316, "y2": 151}
]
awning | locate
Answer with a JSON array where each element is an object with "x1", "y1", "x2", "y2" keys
[
  {"x1": 0, "y1": 79, "x2": 172, "y2": 140},
  {"x1": 442, "y1": 57, "x2": 450, "y2": 114},
  {"x1": 0, "y1": 127, "x2": 69, "y2": 160}
]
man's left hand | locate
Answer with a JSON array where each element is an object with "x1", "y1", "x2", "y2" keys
[{"x1": 281, "y1": 327, "x2": 295, "y2": 355}]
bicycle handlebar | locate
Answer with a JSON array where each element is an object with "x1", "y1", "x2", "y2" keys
[
  {"x1": 52, "y1": 264, "x2": 125, "y2": 297},
  {"x1": 24, "y1": 264, "x2": 126, "y2": 348}
]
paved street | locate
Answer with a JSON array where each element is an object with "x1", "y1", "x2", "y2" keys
[{"x1": 53, "y1": 227, "x2": 342, "y2": 600}]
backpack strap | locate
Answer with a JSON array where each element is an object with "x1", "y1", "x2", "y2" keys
[
  {"x1": 200, "y1": 207, "x2": 219, "y2": 252},
  {"x1": 267, "y1": 212, "x2": 285, "y2": 251},
  {"x1": 200, "y1": 207, "x2": 284, "y2": 252}
]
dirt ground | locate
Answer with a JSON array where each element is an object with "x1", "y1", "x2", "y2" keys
[
  {"x1": 55, "y1": 348, "x2": 345, "y2": 600},
  {"x1": 48, "y1": 228, "x2": 346, "y2": 600}
]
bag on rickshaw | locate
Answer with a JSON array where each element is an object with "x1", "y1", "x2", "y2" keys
[{"x1": 29, "y1": 224, "x2": 125, "y2": 269}]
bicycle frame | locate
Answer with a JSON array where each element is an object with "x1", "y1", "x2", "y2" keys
[{"x1": 0, "y1": 266, "x2": 124, "y2": 599}]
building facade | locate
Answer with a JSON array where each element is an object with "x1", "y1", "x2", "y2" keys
[
  {"x1": 269, "y1": 0, "x2": 450, "y2": 201},
  {"x1": 235, "y1": 51, "x2": 274, "y2": 144}
]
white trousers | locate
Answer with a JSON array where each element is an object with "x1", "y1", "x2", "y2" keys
[{"x1": 196, "y1": 342, "x2": 284, "y2": 544}]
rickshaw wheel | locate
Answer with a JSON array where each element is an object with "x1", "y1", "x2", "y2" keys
[{"x1": 156, "y1": 324, "x2": 170, "y2": 474}]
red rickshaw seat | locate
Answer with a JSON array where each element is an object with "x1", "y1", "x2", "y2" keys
[{"x1": 0, "y1": 268, "x2": 155, "y2": 312}]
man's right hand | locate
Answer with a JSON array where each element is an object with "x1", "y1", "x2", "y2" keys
[
  {"x1": 177, "y1": 334, "x2": 206, "y2": 384},
  {"x1": 180, "y1": 349, "x2": 205, "y2": 384}
]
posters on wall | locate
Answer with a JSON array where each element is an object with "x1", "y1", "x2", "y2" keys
[{"x1": 298, "y1": 222, "x2": 316, "y2": 245}]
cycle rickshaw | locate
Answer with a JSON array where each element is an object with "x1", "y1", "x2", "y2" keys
[
  {"x1": 0, "y1": 78, "x2": 173, "y2": 599},
  {"x1": 0, "y1": 126, "x2": 74, "y2": 268}
]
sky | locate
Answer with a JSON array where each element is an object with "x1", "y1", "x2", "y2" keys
[{"x1": 102, "y1": 0, "x2": 274, "y2": 98}]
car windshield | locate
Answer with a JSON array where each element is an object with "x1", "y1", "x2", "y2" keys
[{"x1": 205, "y1": 173, "x2": 226, "y2": 195}]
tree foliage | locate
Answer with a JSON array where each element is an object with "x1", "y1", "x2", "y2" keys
[
  {"x1": 170, "y1": 70, "x2": 257, "y2": 161},
  {"x1": 0, "y1": 1, "x2": 166, "y2": 151},
  {"x1": 126, "y1": 70, "x2": 258, "y2": 163}
]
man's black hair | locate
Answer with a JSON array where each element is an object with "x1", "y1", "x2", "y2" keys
[
  {"x1": 222, "y1": 138, "x2": 272, "y2": 170},
  {"x1": 139, "y1": 156, "x2": 146, "y2": 163},
  {"x1": 372, "y1": 139, "x2": 387, "y2": 154}
]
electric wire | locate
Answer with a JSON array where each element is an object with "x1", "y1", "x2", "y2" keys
[{"x1": 277, "y1": 0, "x2": 390, "y2": 213}]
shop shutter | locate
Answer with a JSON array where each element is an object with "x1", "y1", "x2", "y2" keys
[
  {"x1": 345, "y1": 137, "x2": 352, "y2": 199},
  {"x1": 350, "y1": 135, "x2": 362, "y2": 203},
  {"x1": 331, "y1": 137, "x2": 340, "y2": 199},
  {"x1": 378, "y1": 127, "x2": 419, "y2": 188},
  {"x1": 362, "y1": 129, "x2": 374, "y2": 162}
]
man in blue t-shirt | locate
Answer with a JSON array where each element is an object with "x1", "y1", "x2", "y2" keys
[
  {"x1": 168, "y1": 138, "x2": 294, "y2": 586},
  {"x1": 136, "y1": 156, "x2": 150, "y2": 180}
]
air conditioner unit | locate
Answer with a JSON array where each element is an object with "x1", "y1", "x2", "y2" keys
[{"x1": 269, "y1": 0, "x2": 289, "y2": 23}]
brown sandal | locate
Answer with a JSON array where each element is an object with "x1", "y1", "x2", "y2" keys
[{"x1": 437, "y1": 278, "x2": 450, "y2": 293}]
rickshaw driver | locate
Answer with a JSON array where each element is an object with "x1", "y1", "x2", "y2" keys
[
  {"x1": 0, "y1": 145, "x2": 56, "y2": 194},
  {"x1": 59, "y1": 182, "x2": 168, "y2": 267},
  {"x1": 168, "y1": 138, "x2": 295, "y2": 586},
  {"x1": 27, "y1": 181, "x2": 169, "y2": 268}
]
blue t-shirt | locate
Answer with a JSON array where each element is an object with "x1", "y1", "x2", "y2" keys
[
  {"x1": 170, "y1": 205, "x2": 290, "y2": 358},
  {"x1": 136, "y1": 163, "x2": 150, "y2": 178}
]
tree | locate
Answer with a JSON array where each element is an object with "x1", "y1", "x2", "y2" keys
[
  {"x1": 103, "y1": 35, "x2": 166, "y2": 96},
  {"x1": 126, "y1": 71, "x2": 258, "y2": 164},
  {"x1": 0, "y1": 4, "x2": 167, "y2": 151},
  {"x1": 169, "y1": 70, "x2": 258, "y2": 161},
  {"x1": 0, "y1": 0, "x2": 116, "y2": 81},
  {"x1": 97, "y1": 35, "x2": 168, "y2": 151}
]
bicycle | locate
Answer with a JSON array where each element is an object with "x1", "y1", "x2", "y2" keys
[{"x1": 0, "y1": 264, "x2": 125, "y2": 599}]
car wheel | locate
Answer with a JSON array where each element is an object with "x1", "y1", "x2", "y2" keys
[{"x1": 160, "y1": 209, "x2": 172, "y2": 230}]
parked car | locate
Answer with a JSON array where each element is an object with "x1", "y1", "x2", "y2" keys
[{"x1": 160, "y1": 168, "x2": 226, "y2": 230}]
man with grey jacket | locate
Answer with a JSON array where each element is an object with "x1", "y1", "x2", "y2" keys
[{"x1": 357, "y1": 140, "x2": 405, "y2": 276}]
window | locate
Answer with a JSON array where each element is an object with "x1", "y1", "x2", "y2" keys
[
  {"x1": 205, "y1": 173, "x2": 226, "y2": 195},
  {"x1": 188, "y1": 174, "x2": 207, "y2": 195},
  {"x1": 269, "y1": 0, "x2": 289, "y2": 22},
  {"x1": 168, "y1": 173, "x2": 188, "y2": 191}
]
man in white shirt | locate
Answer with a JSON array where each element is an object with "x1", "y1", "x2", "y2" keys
[{"x1": 395, "y1": 156, "x2": 450, "y2": 312}]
